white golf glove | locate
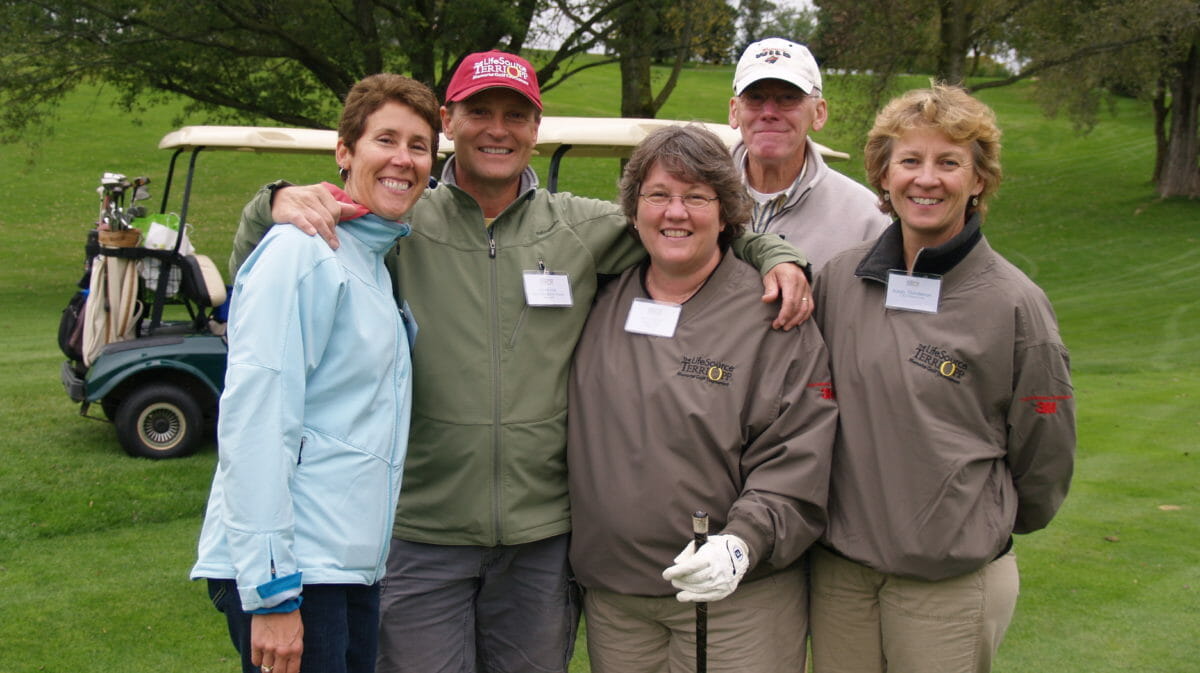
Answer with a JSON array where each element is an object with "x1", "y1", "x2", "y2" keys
[{"x1": 661, "y1": 534, "x2": 749, "y2": 602}]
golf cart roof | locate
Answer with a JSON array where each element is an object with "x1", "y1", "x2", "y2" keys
[{"x1": 157, "y1": 118, "x2": 850, "y2": 161}]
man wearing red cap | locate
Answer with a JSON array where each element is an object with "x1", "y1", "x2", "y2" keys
[{"x1": 229, "y1": 50, "x2": 812, "y2": 673}]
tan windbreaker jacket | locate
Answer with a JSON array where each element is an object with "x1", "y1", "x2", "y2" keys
[{"x1": 813, "y1": 217, "x2": 1075, "y2": 581}]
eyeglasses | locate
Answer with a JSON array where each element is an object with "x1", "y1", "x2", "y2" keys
[
  {"x1": 639, "y1": 192, "x2": 720, "y2": 209},
  {"x1": 739, "y1": 90, "x2": 812, "y2": 111}
]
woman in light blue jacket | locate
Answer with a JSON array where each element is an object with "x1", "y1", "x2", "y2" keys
[{"x1": 191, "y1": 73, "x2": 438, "y2": 673}]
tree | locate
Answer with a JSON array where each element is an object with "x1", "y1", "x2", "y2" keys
[
  {"x1": 999, "y1": 0, "x2": 1200, "y2": 198},
  {"x1": 738, "y1": 0, "x2": 818, "y2": 52},
  {"x1": 606, "y1": 0, "x2": 736, "y2": 117},
  {"x1": 812, "y1": 0, "x2": 1200, "y2": 198},
  {"x1": 0, "y1": 0, "x2": 629, "y2": 138},
  {"x1": 544, "y1": 0, "x2": 736, "y2": 118}
]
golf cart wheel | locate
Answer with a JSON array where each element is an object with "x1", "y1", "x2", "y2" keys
[
  {"x1": 101, "y1": 397, "x2": 121, "y2": 422},
  {"x1": 114, "y1": 384, "x2": 202, "y2": 459}
]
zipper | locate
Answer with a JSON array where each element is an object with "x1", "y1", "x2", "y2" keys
[
  {"x1": 487, "y1": 224, "x2": 503, "y2": 543},
  {"x1": 376, "y1": 277, "x2": 407, "y2": 577}
]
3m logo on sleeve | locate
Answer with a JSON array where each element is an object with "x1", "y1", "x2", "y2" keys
[
  {"x1": 807, "y1": 381, "x2": 835, "y2": 400},
  {"x1": 1020, "y1": 395, "x2": 1072, "y2": 414}
]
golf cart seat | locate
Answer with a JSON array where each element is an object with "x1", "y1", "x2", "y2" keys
[{"x1": 179, "y1": 254, "x2": 226, "y2": 309}]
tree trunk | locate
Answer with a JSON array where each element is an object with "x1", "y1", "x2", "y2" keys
[
  {"x1": 619, "y1": 49, "x2": 655, "y2": 117},
  {"x1": 1157, "y1": 37, "x2": 1200, "y2": 198},
  {"x1": 1152, "y1": 84, "x2": 1169, "y2": 184},
  {"x1": 617, "y1": 4, "x2": 657, "y2": 117},
  {"x1": 937, "y1": 0, "x2": 970, "y2": 84}
]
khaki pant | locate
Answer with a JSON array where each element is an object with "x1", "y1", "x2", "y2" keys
[
  {"x1": 584, "y1": 564, "x2": 808, "y2": 673},
  {"x1": 809, "y1": 546, "x2": 1019, "y2": 673}
]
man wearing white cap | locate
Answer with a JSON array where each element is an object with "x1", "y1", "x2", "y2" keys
[{"x1": 730, "y1": 38, "x2": 889, "y2": 270}]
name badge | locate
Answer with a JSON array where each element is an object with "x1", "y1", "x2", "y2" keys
[
  {"x1": 523, "y1": 271, "x2": 573, "y2": 307},
  {"x1": 885, "y1": 270, "x2": 942, "y2": 313},
  {"x1": 625, "y1": 297, "x2": 681, "y2": 338}
]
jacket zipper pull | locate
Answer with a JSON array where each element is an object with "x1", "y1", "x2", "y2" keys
[{"x1": 489, "y1": 235, "x2": 497, "y2": 259}]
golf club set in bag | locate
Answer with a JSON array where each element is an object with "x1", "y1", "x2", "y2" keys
[{"x1": 58, "y1": 171, "x2": 210, "y2": 368}]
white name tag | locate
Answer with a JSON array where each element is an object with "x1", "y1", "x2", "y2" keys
[
  {"x1": 523, "y1": 271, "x2": 573, "y2": 307},
  {"x1": 885, "y1": 270, "x2": 942, "y2": 313},
  {"x1": 624, "y1": 297, "x2": 682, "y2": 338}
]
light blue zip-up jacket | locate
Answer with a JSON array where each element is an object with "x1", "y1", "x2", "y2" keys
[{"x1": 191, "y1": 212, "x2": 413, "y2": 613}]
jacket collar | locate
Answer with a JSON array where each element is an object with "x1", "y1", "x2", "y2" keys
[
  {"x1": 436, "y1": 155, "x2": 540, "y2": 222},
  {"x1": 855, "y1": 212, "x2": 984, "y2": 283},
  {"x1": 322, "y1": 182, "x2": 411, "y2": 253},
  {"x1": 732, "y1": 136, "x2": 828, "y2": 206},
  {"x1": 339, "y1": 213, "x2": 411, "y2": 253},
  {"x1": 438, "y1": 155, "x2": 539, "y2": 195},
  {"x1": 636, "y1": 247, "x2": 739, "y2": 321}
]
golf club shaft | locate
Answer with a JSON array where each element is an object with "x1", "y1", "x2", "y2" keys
[{"x1": 692, "y1": 511, "x2": 709, "y2": 673}]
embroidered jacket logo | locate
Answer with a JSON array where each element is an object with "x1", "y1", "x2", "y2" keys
[
  {"x1": 808, "y1": 382, "x2": 835, "y2": 399},
  {"x1": 677, "y1": 355, "x2": 734, "y2": 386},
  {"x1": 909, "y1": 343, "x2": 968, "y2": 383},
  {"x1": 1020, "y1": 395, "x2": 1071, "y2": 414}
]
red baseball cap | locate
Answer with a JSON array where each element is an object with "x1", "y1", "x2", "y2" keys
[{"x1": 445, "y1": 51, "x2": 542, "y2": 110}]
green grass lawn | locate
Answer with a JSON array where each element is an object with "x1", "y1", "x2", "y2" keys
[{"x1": 0, "y1": 65, "x2": 1197, "y2": 672}]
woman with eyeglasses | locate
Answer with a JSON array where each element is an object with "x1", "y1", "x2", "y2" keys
[
  {"x1": 809, "y1": 84, "x2": 1075, "y2": 673},
  {"x1": 565, "y1": 124, "x2": 837, "y2": 673}
]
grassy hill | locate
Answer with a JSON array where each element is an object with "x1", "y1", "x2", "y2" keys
[{"x1": 0, "y1": 65, "x2": 1196, "y2": 672}]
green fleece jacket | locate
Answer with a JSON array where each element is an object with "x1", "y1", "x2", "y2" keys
[{"x1": 231, "y1": 164, "x2": 805, "y2": 546}]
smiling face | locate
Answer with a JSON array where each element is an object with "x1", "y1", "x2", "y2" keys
[
  {"x1": 336, "y1": 101, "x2": 434, "y2": 221},
  {"x1": 442, "y1": 87, "x2": 540, "y2": 195},
  {"x1": 729, "y1": 79, "x2": 827, "y2": 178},
  {"x1": 881, "y1": 126, "x2": 983, "y2": 249},
  {"x1": 635, "y1": 162, "x2": 725, "y2": 277}
]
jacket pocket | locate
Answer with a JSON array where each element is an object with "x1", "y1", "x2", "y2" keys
[{"x1": 507, "y1": 305, "x2": 530, "y2": 349}]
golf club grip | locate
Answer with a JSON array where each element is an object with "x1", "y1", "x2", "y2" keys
[
  {"x1": 693, "y1": 510, "x2": 709, "y2": 547},
  {"x1": 692, "y1": 511, "x2": 708, "y2": 673}
]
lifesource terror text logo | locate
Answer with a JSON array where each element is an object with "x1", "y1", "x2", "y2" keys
[
  {"x1": 472, "y1": 56, "x2": 530, "y2": 85},
  {"x1": 909, "y1": 343, "x2": 968, "y2": 383},
  {"x1": 678, "y1": 355, "x2": 734, "y2": 386}
]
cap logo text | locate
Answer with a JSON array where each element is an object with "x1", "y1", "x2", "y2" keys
[
  {"x1": 473, "y1": 56, "x2": 529, "y2": 85},
  {"x1": 754, "y1": 48, "x2": 792, "y2": 65}
]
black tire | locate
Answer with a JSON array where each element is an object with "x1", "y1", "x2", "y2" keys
[
  {"x1": 100, "y1": 396, "x2": 121, "y2": 422},
  {"x1": 114, "y1": 383, "x2": 203, "y2": 459}
]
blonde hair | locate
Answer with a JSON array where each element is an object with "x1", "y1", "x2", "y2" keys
[{"x1": 864, "y1": 84, "x2": 1002, "y2": 218}]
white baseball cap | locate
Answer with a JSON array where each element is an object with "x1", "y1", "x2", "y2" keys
[{"x1": 733, "y1": 38, "x2": 822, "y2": 95}]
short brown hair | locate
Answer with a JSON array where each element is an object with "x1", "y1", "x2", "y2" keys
[
  {"x1": 619, "y1": 125, "x2": 749, "y2": 249},
  {"x1": 864, "y1": 84, "x2": 1002, "y2": 218},
  {"x1": 339, "y1": 74, "x2": 441, "y2": 155}
]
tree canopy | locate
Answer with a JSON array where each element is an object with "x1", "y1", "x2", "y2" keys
[
  {"x1": 4, "y1": 0, "x2": 1197, "y2": 196},
  {"x1": 812, "y1": 0, "x2": 1200, "y2": 197},
  {"x1": 0, "y1": 0, "x2": 626, "y2": 137}
]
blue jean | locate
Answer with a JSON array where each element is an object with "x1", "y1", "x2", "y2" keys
[
  {"x1": 376, "y1": 534, "x2": 581, "y2": 673},
  {"x1": 207, "y1": 579, "x2": 381, "y2": 673}
]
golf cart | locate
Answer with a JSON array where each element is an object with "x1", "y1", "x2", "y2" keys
[{"x1": 59, "y1": 118, "x2": 847, "y2": 459}]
